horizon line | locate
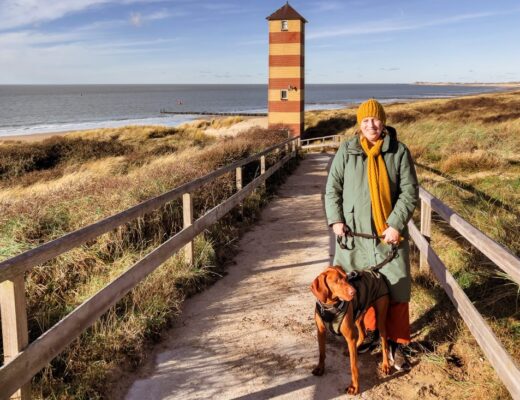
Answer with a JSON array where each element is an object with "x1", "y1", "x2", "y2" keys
[{"x1": 1, "y1": 81, "x2": 518, "y2": 86}]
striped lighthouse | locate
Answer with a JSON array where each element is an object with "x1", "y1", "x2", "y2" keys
[{"x1": 266, "y1": 2, "x2": 307, "y2": 137}]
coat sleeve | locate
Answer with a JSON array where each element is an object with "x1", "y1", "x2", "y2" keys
[
  {"x1": 325, "y1": 143, "x2": 347, "y2": 226},
  {"x1": 386, "y1": 145, "x2": 419, "y2": 232}
]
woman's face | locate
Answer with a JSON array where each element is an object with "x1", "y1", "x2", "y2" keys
[{"x1": 360, "y1": 117, "x2": 384, "y2": 144}]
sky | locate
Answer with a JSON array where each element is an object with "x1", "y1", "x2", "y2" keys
[{"x1": 1, "y1": 0, "x2": 519, "y2": 84}]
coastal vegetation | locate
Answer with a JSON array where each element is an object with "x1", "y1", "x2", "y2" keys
[
  {"x1": 0, "y1": 122, "x2": 294, "y2": 399},
  {"x1": 305, "y1": 89, "x2": 520, "y2": 399},
  {"x1": 1, "y1": 90, "x2": 519, "y2": 399}
]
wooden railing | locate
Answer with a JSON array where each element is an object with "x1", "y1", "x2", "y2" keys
[
  {"x1": 411, "y1": 187, "x2": 520, "y2": 399},
  {"x1": 300, "y1": 134, "x2": 342, "y2": 149},
  {"x1": 0, "y1": 137, "x2": 299, "y2": 400}
]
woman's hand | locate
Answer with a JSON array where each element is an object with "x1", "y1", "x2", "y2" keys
[
  {"x1": 332, "y1": 222, "x2": 346, "y2": 236},
  {"x1": 382, "y1": 226, "x2": 400, "y2": 244}
]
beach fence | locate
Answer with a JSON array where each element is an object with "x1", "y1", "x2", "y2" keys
[
  {"x1": 0, "y1": 137, "x2": 299, "y2": 400},
  {"x1": 301, "y1": 134, "x2": 520, "y2": 399}
]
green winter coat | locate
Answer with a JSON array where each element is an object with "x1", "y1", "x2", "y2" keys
[{"x1": 325, "y1": 132, "x2": 419, "y2": 302}]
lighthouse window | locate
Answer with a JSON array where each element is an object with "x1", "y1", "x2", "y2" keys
[
  {"x1": 280, "y1": 89, "x2": 288, "y2": 100},
  {"x1": 281, "y1": 20, "x2": 288, "y2": 31}
]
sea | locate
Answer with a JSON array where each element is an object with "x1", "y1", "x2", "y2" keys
[{"x1": 0, "y1": 84, "x2": 506, "y2": 138}]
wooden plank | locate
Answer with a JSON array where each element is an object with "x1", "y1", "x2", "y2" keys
[
  {"x1": 408, "y1": 221, "x2": 520, "y2": 399},
  {"x1": 0, "y1": 137, "x2": 297, "y2": 283},
  {"x1": 0, "y1": 152, "x2": 294, "y2": 400},
  {"x1": 420, "y1": 199, "x2": 432, "y2": 273},
  {"x1": 182, "y1": 193, "x2": 194, "y2": 265},
  {"x1": 0, "y1": 275, "x2": 29, "y2": 400},
  {"x1": 260, "y1": 156, "x2": 266, "y2": 175},
  {"x1": 419, "y1": 188, "x2": 520, "y2": 286}
]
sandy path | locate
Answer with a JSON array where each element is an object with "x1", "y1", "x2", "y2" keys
[{"x1": 123, "y1": 153, "x2": 397, "y2": 399}]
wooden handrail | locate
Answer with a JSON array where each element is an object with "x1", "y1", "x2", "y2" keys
[
  {"x1": 419, "y1": 187, "x2": 520, "y2": 286},
  {"x1": 300, "y1": 134, "x2": 341, "y2": 145},
  {"x1": 0, "y1": 145, "x2": 298, "y2": 399},
  {"x1": 409, "y1": 221, "x2": 520, "y2": 399},
  {"x1": 0, "y1": 137, "x2": 297, "y2": 283}
]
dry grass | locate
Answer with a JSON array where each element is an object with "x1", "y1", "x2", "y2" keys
[
  {"x1": 0, "y1": 124, "x2": 295, "y2": 399},
  {"x1": 193, "y1": 116, "x2": 244, "y2": 130},
  {"x1": 439, "y1": 150, "x2": 505, "y2": 173}
]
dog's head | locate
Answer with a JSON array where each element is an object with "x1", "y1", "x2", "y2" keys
[{"x1": 310, "y1": 266, "x2": 357, "y2": 304}]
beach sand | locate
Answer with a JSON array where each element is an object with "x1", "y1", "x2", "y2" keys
[
  {"x1": 0, "y1": 131, "x2": 80, "y2": 143},
  {"x1": 0, "y1": 116, "x2": 269, "y2": 143}
]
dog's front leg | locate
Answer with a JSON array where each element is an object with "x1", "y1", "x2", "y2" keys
[
  {"x1": 341, "y1": 312, "x2": 359, "y2": 394},
  {"x1": 312, "y1": 311, "x2": 326, "y2": 376}
]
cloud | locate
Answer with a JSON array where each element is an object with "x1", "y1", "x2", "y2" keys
[
  {"x1": 0, "y1": 0, "x2": 111, "y2": 30},
  {"x1": 0, "y1": 0, "x2": 174, "y2": 30},
  {"x1": 0, "y1": 30, "x2": 86, "y2": 47},
  {"x1": 380, "y1": 67, "x2": 400, "y2": 71},
  {"x1": 129, "y1": 9, "x2": 185, "y2": 27},
  {"x1": 308, "y1": 9, "x2": 520, "y2": 40}
]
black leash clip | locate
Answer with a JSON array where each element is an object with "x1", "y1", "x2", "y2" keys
[{"x1": 347, "y1": 270, "x2": 360, "y2": 281}]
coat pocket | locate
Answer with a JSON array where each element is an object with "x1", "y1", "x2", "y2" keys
[{"x1": 343, "y1": 203, "x2": 356, "y2": 235}]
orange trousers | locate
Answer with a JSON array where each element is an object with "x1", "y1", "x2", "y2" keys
[{"x1": 363, "y1": 302, "x2": 410, "y2": 344}]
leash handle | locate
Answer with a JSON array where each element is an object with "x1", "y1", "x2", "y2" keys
[{"x1": 336, "y1": 224, "x2": 384, "y2": 250}]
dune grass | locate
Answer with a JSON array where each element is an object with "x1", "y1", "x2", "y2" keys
[
  {"x1": 305, "y1": 89, "x2": 520, "y2": 399},
  {"x1": 0, "y1": 124, "x2": 296, "y2": 399}
]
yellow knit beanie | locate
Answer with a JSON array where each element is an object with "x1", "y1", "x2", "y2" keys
[{"x1": 356, "y1": 99, "x2": 386, "y2": 125}]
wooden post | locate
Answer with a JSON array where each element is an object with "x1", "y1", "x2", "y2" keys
[
  {"x1": 0, "y1": 275, "x2": 30, "y2": 400},
  {"x1": 236, "y1": 167, "x2": 242, "y2": 191},
  {"x1": 236, "y1": 167, "x2": 243, "y2": 217},
  {"x1": 260, "y1": 156, "x2": 266, "y2": 191},
  {"x1": 182, "y1": 193, "x2": 193, "y2": 265},
  {"x1": 260, "y1": 156, "x2": 266, "y2": 176},
  {"x1": 420, "y1": 199, "x2": 432, "y2": 273}
]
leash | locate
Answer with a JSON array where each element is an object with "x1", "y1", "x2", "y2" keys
[{"x1": 336, "y1": 225, "x2": 398, "y2": 274}]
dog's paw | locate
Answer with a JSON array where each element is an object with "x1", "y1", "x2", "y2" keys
[
  {"x1": 346, "y1": 383, "x2": 359, "y2": 395},
  {"x1": 311, "y1": 364, "x2": 325, "y2": 376},
  {"x1": 381, "y1": 362, "x2": 391, "y2": 375}
]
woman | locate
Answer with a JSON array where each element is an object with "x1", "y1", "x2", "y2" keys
[{"x1": 325, "y1": 99, "x2": 419, "y2": 370}]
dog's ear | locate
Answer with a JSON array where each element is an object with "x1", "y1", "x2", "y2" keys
[
  {"x1": 330, "y1": 265, "x2": 347, "y2": 278},
  {"x1": 310, "y1": 272, "x2": 330, "y2": 303}
]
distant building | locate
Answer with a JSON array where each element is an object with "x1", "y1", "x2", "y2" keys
[{"x1": 266, "y1": 2, "x2": 307, "y2": 137}]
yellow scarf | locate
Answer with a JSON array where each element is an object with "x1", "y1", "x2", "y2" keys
[{"x1": 360, "y1": 135, "x2": 392, "y2": 237}]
